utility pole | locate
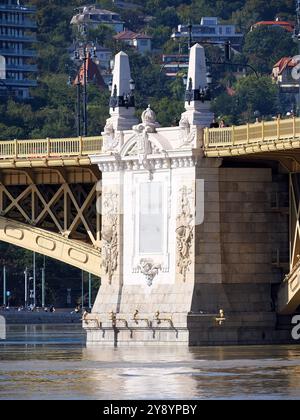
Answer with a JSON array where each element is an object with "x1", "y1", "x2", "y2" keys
[
  {"x1": 88, "y1": 273, "x2": 92, "y2": 310},
  {"x1": 296, "y1": 1, "x2": 300, "y2": 115},
  {"x1": 3, "y1": 265, "x2": 6, "y2": 308},
  {"x1": 33, "y1": 252, "x2": 36, "y2": 307},
  {"x1": 41, "y1": 256, "x2": 46, "y2": 308},
  {"x1": 24, "y1": 267, "x2": 28, "y2": 308},
  {"x1": 76, "y1": 80, "x2": 81, "y2": 137},
  {"x1": 83, "y1": 48, "x2": 88, "y2": 137},
  {"x1": 188, "y1": 21, "x2": 193, "y2": 50},
  {"x1": 81, "y1": 270, "x2": 84, "y2": 311}
]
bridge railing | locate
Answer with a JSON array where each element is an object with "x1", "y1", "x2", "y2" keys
[
  {"x1": 0, "y1": 136, "x2": 102, "y2": 160},
  {"x1": 204, "y1": 117, "x2": 300, "y2": 149}
]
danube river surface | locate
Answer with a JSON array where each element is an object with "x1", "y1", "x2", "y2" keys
[{"x1": 0, "y1": 324, "x2": 300, "y2": 400}]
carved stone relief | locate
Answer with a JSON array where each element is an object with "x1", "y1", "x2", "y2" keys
[
  {"x1": 176, "y1": 186, "x2": 194, "y2": 282},
  {"x1": 137, "y1": 258, "x2": 162, "y2": 287},
  {"x1": 132, "y1": 105, "x2": 161, "y2": 164},
  {"x1": 101, "y1": 191, "x2": 119, "y2": 284},
  {"x1": 179, "y1": 115, "x2": 196, "y2": 147},
  {"x1": 102, "y1": 119, "x2": 124, "y2": 152}
]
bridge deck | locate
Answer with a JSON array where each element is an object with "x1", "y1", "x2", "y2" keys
[
  {"x1": 204, "y1": 117, "x2": 300, "y2": 157},
  {"x1": 0, "y1": 136, "x2": 102, "y2": 167},
  {"x1": 1, "y1": 123, "x2": 299, "y2": 314}
]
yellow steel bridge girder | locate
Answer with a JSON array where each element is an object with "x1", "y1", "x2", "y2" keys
[
  {"x1": 0, "y1": 216, "x2": 101, "y2": 277},
  {"x1": 277, "y1": 268, "x2": 300, "y2": 315}
]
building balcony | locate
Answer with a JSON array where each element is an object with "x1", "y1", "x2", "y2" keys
[
  {"x1": 6, "y1": 64, "x2": 38, "y2": 72},
  {"x1": 0, "y1": 5, "x2": 36, "y2": 14},
  {"x1": 0, "y1": 19, "x2": 37, "y2": 29},
  {"x1": 0, "y1": 34, "x2": 36, "y2": 43},
  {"x1": 3, "y1": 79, "x2": 37, "y2": 87},
  {"x1": 172, "y1": 32, "x2": 244, "y2": 39},
  {"x1": 0, "y1": 48, "x2": 36, "y2": 57}
]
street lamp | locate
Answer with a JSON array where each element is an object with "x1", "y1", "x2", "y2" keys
[
  {"x1": 2, "y1": 265, "x2": 6, "y2": 308},
  {"x1": 88, "y1": 273, "x2": 92, "y2": 310},
  {"x1": 183, "y1": 73, "x2": 188, "y2": 88},
  {"x1": 41, "y1": 256, "x2": 46, "y2": 309},
  {"x1": 176, "y1": 31, "x2": 260, "y2": 79},
  {"x1": 184, "y1": 76, "x2": 211, "y2": 105},
  {"x1": 129, "y1": 79, "x2": 135, "y2": 91},
  {"x1": 206, "y1": 71, "x2": 213, "y2": 86},
  {"x1": 72, "y1": 42, "x2": 98, "y2": 137},
  {"x1": 24, "y1": 267, "x2": 28, "y2": 308},
  {"x1": 29, "y1": 277, "x2": 34, "y2": 306},
  {"x1": 188, "y1": 21, "x2": 193, "y2": 50},
  {"x1": 109, "y1": 78, "x2": 135, "y2": 111}
]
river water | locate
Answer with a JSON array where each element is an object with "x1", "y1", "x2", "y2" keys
[{"x1": 0, "y1": 324, "x2": 300, "y2": 400}]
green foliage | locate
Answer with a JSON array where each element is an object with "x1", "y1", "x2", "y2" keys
[
  {"x1": 212, "y1": 75, "x2": 280, "y2": 124},
  {"x1": 1, "y1": 0, "x2": 298, "y2": 304},
  {"x1": 10, "y1": 0, "x2": 296, "y2": 139},
  {"x1": 243, "y1": 26, "x2": 297, "y2": 74}
]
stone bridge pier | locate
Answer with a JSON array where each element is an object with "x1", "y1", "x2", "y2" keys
[{"x1": 84, "y1": 47, "x2": 294, "y2": 346}]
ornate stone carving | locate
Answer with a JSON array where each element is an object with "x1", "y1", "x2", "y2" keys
[
  {"x1": 179, "y1": 115, "x2": 196, "y2": 147},
  {"x1": 101, "y1": 191, "x2": 119, "y2": 284},
  {"x1": 137, "y1": 258, "x2": 162, "y2": 287},
  {"x1": 102, "y1": 119, "x2": 124, "y2": 152},
  {"x1": 132, "y1": 105, "x2": 161, "y2": 164},
  {"x1": 176, "y1": 187, "x2": 194, "y2": 282},
  {"x1": 99, "y1": 156, "x2": 197, "y2": 173}
]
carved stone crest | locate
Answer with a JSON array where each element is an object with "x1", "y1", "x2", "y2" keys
[
  {"x1": 176, "y1": 187, "x2": 194, "y2": 282},
  {"x1": 138, "y1": 258, "x2": 162, "y2": 287},
  {"x1": 132, "y1": 105, "x2": 160, "y2": 164},
  {"x1": 101, "y1": 191, "x2": 119, "y2": 284}
]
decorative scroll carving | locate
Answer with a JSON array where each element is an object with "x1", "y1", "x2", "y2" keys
[
  {"x1": 138, "y1": 258, "x2": 162, "y2": 287},
  {"x1": 101, "y1": 191, "x2": 119, "y2": 284},
  {"x1": 176, "y1": 187, "x2": 194, "y2": 282}
]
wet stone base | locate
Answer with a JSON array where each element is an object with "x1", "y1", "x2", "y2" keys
[
  {"x1": 86, "y1": 328, "x2": 190, "y2": 346},
  {"x1": 85, "y1": 312, "x2": 297, "y2": 346}
]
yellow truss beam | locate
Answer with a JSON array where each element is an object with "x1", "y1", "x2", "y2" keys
[{"x1": 0, "y1": 216, "x2": 101, "y2": 276}]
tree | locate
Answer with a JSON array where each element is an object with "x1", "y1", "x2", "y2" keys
[
  {"x1": 243, "y1": 26, "x2": 297, "y2": 74},
  {"x1": 212, "y1": 75, "x2": 279, "y2": 123}
]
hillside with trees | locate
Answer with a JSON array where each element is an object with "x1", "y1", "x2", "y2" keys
[
  {"x1": 0, "y1": 0, "x2": 299, "y2": 306},
  {"x1": 1, "y1": 0, "x2": 298, "y2": 139}
]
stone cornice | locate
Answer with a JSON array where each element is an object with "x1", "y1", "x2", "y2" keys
[{"x1": 92, "y1": 151, "x2": 198, "y2": 173}]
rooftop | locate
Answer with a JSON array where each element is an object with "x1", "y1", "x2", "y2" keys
[
  {"x1": 71, "y1": 5, "x2": 124, "y2": 25},
  {"x1": 273, "y1": 57, "x2": 297, "y2": 74},
  {"x1": 252, "y1": 21, "x2": 295, "y2": 32},
  {"x1": 114, "y1": 30, "x2": 152, "y2": 40},
  {"x1": 75, "y1": 5, "x2": 120, "y2": 15}
]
